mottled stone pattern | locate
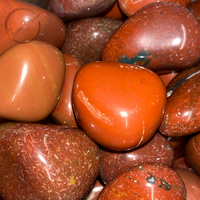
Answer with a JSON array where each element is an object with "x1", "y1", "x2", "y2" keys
[
  {"x1": 98, "y1": 163, "x2": 186, "y2": 199},
  {"x1": 0, "y1": 123, "x2": 100, "y2": 200},
  {"x1": 100, "y1": 133, "x2": 174, "y2": 184},
  {"x1": 62, "y1": 17, "x2": 123, "y2": 65},
  {"x1": 159, "y1": 65, "x2": 200, "y2": 136},
  {"x1": 102, "y1": 2, "x2": 200, "y2": 73}
]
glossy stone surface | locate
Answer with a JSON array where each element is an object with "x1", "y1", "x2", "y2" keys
[
  {"x1": 174, "y1": 168, "x2": 200, "y2": 200},
  {"x1": 62, "y1": 17, "x2": 123, "y2": 65},
  {"x1": 184, "y1": 133, "x2": 200, "y2": 176},
  {"x1": 73, "y1": 61, "x2": 166, "y2": 150},
  {"x1": 101, "y1": 2, "x2": 200, "y2": 73},
  {"x1": 48, "y1": 0, "x2": 116, "y2": 20},
  {"x1": 118, "y1": 0, "x2": 191, "y2": 17},
  {"x1": 188, "y1": 0, "x2": 200, "y2": 23},
  {"x1": 51, "y1": 53, "x2": 83, "y2": 127},
  {"x1": 159, "y1": 65, "x2": 200, "y2": 137},
  {"x1": 0, "y1": 40, "x2": 65, "y2": 122},
  {"x1": 0, "y1": 123, "x2": 100, "y2": 200},
  {"x1": 0, "y1": 0, "x2": 66, "y2": 54},
  {"x1": 100, "y1": 133, "x2": 174, "y2": 184},
  {"x1": 98, "y1": 163, "x2": 186, "y2": 200}
]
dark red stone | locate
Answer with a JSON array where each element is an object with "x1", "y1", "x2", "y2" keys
[
  {"x1": 98, "y1": 163, "x2": 186, "y2": 200},
  {"x1": 102, "y1": 2, "x2": 200, "y2": 73},
  {"x1": 62, "y1": 17, "x2": 123, "y2": 65},
  {"x1": 99, "y1": 133, "x2": 174, "y2": 184},
  {"x1": 0, "y1": 123, "x2": 100, "y2": 200},
  {"x1": 159, "y1": 65, "x2": 200, "y2": 137}
]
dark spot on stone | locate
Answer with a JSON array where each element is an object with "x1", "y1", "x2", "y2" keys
[{"x1": 118, "y1": 51, "x2": 151, "y2": 67}]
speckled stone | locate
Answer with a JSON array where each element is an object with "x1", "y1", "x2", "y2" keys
[
  {"x1": 100, "y1": 133, "x2": 174, "y2": 184},
  {"x1": 102, "y1": 1, "x2": 200, "y2": 73},
  {"x1": 159, "y1": 65, "x2": 200, "y2": 137},
  {"x1": 0, "y1": 123, "x2": 100, "y2": 200},
  {"x1": 61, "y1": 17, "x2": 123, "y2": 65},
  {"x1": 98, "y1": 163, "x2": 186, "y2": 199}
]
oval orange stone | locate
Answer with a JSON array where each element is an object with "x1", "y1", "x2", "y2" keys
[{"x1": 73, "y1": 61, "x2": 166, "y2": 150}]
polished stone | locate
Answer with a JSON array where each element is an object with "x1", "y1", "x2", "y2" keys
[{"x1": 102, "y1": 2, "x2": 200, "y2": 73}]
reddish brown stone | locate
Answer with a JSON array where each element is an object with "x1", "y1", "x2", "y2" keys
[
  {"x1": 98, "y1": 163, "x2": 186, "y2": 200},
  {"x1": 0, "y1": 40, "x2": 65, "y2": 122},
  {"x1": 62, "y1": 17, "x2": 123, "y2": 65},
  {"x1": 0, "y1": 0, "x2": 66, "y2": 54},
  {"x1": 48, "y1": 0, "x2": 116, "y2": 20},
  {"x1": 0, "y1": 123, "x2": 100, "y2": 200},
  {"x1": 100, "y1": 133, "x2": 174, "y2": 184},
  {"x1": 102, "y1": 2, "x2": 200, "y2": 73},
  {"x1": 159, "y1": 65, "x2": 200, "y2": 137}
]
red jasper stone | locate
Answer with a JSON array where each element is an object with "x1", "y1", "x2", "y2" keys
[
  {"x1": 174, "y1": 168, "x2": 200, "y2": 200},
  {"x1": 73, "y1": 61, "x2": 166, "y2": 150},
  {"x1": 118, "y1": 0, "x2": 191, "y2": 17},
  {"x1": 159, "y1": 65, "x2": 200, "y2": 137},
  {"x1": 98, "y1": 163, "x2": 186, "y2": 200},
  {"x1": 100, "y1": 133, "x2": 174, "y2": 184},
  {"x1": 184, "y1": 133, "x2": 200, "y2": 176},
  {"x1": 0, "y1": 0, "x2": 66, "y2": 54},
  {"x1": 0, "y1": 40, "x2": 65, "y2": 122},
  {"x1": 48, "y1": 0, "x2": 116, "y2": 20},
  {"x1": 51, "y1": 53, "x2": 83, "y2": 127},
  {"x1": 0, "y1": 123, "x2": 100, "y2": 200},
  {"x1": 62, "y1": 17, "x2": 123, "y2": 65},
  {"x1": 101, "y1": 2, "x2": 200, "y2": 73}
]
